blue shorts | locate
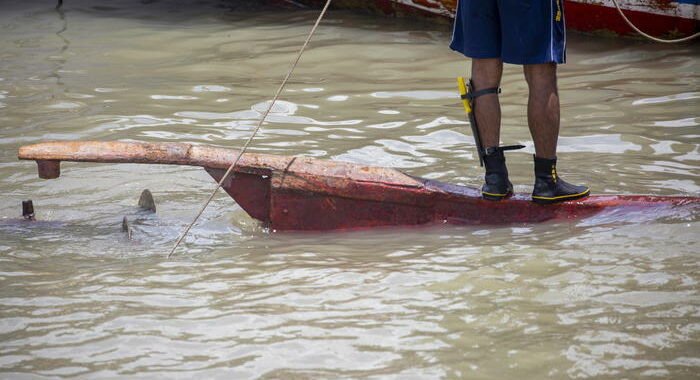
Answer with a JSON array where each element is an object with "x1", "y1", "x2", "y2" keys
[{"x1": 450, "y1": 0, "x2": 566, "y2": 65}]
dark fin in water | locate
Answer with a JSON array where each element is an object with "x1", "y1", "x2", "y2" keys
[
  {"x1": 122, "y1": 216, "x2": 132, "y2": 240},
  {"x1": 22, "y1": 200, "x2": 36, "y2": 221},
  {"x1": 138, "y1": 189, "x2": 156, "y2": 212}
]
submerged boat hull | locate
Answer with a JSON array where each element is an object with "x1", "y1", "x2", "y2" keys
[{"x1": 18, "y1": 141, "x2": 699, "y2": 231}]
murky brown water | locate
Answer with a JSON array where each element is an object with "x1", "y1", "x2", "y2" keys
[{"x1": 1, "y1": 0, "x2": 699, "y2": 379}]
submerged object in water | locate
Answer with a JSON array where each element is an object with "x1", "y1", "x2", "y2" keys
[
  {"x1": 18, "y1": 141, "x2": 699, "y2": 231},
  {"x1": 22, "y1": 200, "x2": 36, "y2": 221},
  {"x1": 138, "y1": 189, "x2": 156, "y2": 213},
  {"x1": 122, "y1": 216, "x2": 133, "y2": 240}
]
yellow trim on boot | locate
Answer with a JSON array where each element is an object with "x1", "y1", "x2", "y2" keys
[{"x1": 482, "y1": 191, "x2": 508, "y2": 197}]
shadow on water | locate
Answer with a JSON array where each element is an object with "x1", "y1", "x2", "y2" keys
[
  {"x1": 1, "y1": 0, "x2": 315, "y2": 21},
  {"x1": 48, "y1": 0, "x2": 68, "y2": 91},
  {"x1": 0, "y1": 0, "x2": 454, "y2": 32}
]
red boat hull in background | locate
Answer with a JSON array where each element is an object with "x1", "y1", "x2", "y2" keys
[
  {"x1": 565, "y1": 0, "x2": 699, "y2": 38},
  {"x1": 286, "y1": 0, "x2": 699, "y2": 38}
]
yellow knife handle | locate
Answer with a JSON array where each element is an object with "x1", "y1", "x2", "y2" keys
[{"x1": 457, "y1": 77, "x2": 472, "y2": 114}]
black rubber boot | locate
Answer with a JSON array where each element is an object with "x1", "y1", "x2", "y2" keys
[
  {"x1": 532, "y1": 156, "x2": 590, "y2": 204},
  {"x1": 482, "y1": 147, "x2": 513, "y2": 201}
]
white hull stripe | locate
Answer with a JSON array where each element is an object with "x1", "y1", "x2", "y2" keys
[
  {"x1": 566, "y1": 0, "x2": 699, "y2": 20},
  {"x1": 394, "y1": 0, "x2": 699, "y2": 20}
]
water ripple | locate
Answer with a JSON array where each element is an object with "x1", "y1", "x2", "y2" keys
[{"x1": 0, "y1": 1, "x2": 698, "y2": 379}]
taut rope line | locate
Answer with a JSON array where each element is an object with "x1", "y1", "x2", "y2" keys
[
  {"x1": 168, "y1": 0, "x2": 333, "y2": 258},
  {"x1": 610, "y1": 0, "x2": 699, "y2": 43}
]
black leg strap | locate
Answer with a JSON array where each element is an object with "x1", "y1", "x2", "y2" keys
[
  {"x1": 460, "y1": 87, "x2": 501, "y2": 101},
  {"x1": 485, "y1": 145, "x2": 526, "y2": 155}
]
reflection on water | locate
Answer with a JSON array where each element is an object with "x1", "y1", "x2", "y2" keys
[{"x1": 0, "y1": 0, "x2": 699, "y2": 379}]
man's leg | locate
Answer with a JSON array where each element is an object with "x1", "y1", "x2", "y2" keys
[
  {"x1": 524, "y1": 63, "x2": 559, "y2": 158},
  {"x1": 471, "y1": 58, "x2": 503, "y2": 148},
  {"x1": 524, "y1": 63, "x2": 590, "y2": 203},
  {"x1": 471, "y1": 58, "x2": 515, "y2": 201}
]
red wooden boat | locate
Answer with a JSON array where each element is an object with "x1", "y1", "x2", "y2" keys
[
  {"x1": 18, "y1": 141, "x2": 699, "y2": 231},
  {"x1": 287, "y1": 0, "x2": 699, "y2": 38},
  {"x1": 565, "y1": 0, "x2": 699, "y2": 38}
]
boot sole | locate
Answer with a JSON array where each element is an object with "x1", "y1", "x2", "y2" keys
[
  {"x1": 531, "y1": 189, "x2": 591, "y2": 205},
  {"x1": 482, "y1": 191, "x2": 512, "y2": 201}
]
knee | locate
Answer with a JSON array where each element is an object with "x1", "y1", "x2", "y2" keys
[
  {"x1": 525, "y1": 65, "x2": 557, "y2": 95},
  {"x1": 524, "y1": 63, "x2": 557, "y2": 91},
  {"x1": 471, "y1": 58, "x2": 503, "y2": 89}
]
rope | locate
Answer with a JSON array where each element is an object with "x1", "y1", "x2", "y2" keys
[
  {"x1": 168, "y1": 0, "x2": 333, "y2": 258},
  {"x1": 610, "y1": 0, "x2": 700, "y2": 43}
]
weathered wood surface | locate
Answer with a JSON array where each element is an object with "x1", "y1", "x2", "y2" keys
[{"x1": 19, "y1": 141, "x2": 699, "y2": 231}]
